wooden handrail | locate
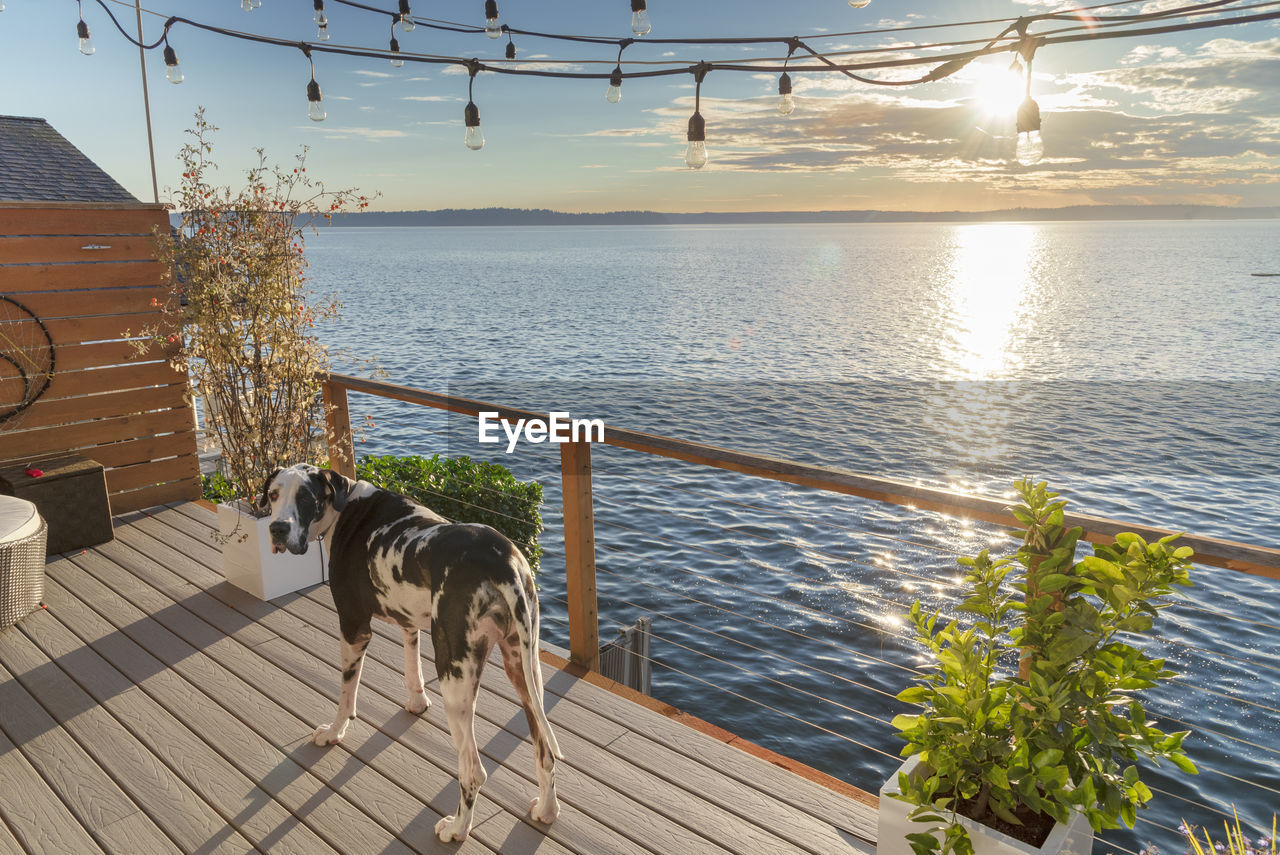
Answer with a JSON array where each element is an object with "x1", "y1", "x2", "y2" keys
[{"x1": 322, "y1": 372, "x2": 1280, "y2": 580}]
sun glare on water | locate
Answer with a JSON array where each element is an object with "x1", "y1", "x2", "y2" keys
[{"x1": 942, "y1": 223, "x2": 1039, "y2": 379}]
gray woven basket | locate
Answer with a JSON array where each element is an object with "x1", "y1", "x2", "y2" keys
[{"x1": 0, "y1": 516, "x2": 46, "y2": 629}]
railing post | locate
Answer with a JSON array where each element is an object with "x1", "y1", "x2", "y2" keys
[
  {"x1": 322, "y1": 379, "x2": 356, "y2": 479},
  {"x1": 561, "y1": 439, "x2": 599, "y2": 671}
]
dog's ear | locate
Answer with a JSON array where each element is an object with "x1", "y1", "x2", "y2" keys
[
  {"x1": 324, "y1": 468, "x2": 349, "y2": 513},
  {"x1": 256, "y1": 467, "x2": 282, "y2": 514}
]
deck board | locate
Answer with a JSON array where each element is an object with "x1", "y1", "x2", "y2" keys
[
  {"x1": 0, "y1": 652, "x2": 178, "y2": 854},
  {"x1": 0, "y1": 501, "x2": 878, "y2": 855}
]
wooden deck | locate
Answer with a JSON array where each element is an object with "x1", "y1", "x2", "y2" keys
[{"x1": 0, "y1": 502, "x2": 877, "y2": 855}]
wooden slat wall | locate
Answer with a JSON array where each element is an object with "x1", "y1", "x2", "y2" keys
[{"x1": 0, "y1": 204, "x2": 199, "y2": 513}]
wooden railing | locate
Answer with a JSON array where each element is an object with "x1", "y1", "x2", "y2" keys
[{"x1": 321, "y1": 372, "x2": 1280, "y2": 670}]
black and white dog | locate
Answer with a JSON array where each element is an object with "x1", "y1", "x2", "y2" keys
[{"x1": 258, "y1": 463, "x2": 562, "y2": 843}]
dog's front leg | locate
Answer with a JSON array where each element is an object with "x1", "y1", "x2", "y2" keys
[
  {"x1": 403, "y1": 628, "x2": 431, "y2": 715},
  {"x1": 313, "y1": 627, "x2": 371, "y2": 746}
]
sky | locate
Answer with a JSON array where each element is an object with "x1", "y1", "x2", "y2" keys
[{"x1": 1, "y1": 0, "x2": 1278, "y2": 213}]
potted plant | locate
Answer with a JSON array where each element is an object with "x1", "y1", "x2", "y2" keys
[
  {"x1": 148, "y1": 109, "x2": 370, "y2": 599},
  {"x1": 880, "y1": 479, "x2": 1197, "y2": 855}
]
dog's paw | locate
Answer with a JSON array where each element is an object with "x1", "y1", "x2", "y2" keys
[
  {"x1": 312, "y1": 723, "x2": 344, "y2": 746},
  {"x1": 529, "y1": 795, "x2": 560, "y2": 825},
  {"x1": 434, "y1": 814, "x2": 470, "y2": 843},
  {"x1": 406, "y1": 690, "x2": 431, "y2": 715}
]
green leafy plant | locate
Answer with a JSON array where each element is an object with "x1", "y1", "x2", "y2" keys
[
  {"x1": 355, "y1": 454, "x2": 544, "y2": 570},
  {"x1": 892, "y1": 478, "x2": 1196, "y2": 855},
  {"x1": 201, "y1": 471, "x2": 238, "y2": 505},
  {"x1": 144, "y1": 109, "x2": 371, "y2": 504}
]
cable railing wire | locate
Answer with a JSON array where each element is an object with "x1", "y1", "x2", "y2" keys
[
  {"x1": 594, "y1": 465, "x2": 981, "y2": 558},
  {"x1": 591, "y1": 492, "x2": 923, "y2": 611},
  {"x1": 594, "y1": 516, "x2": 919, "y2": 644},
  {"x1": 584, "y1": 583, "x2": 908, "y2": 704},
  {"x1": 578, "y1": 608, "x2": 904, "y2": 762},
  {"x1": 593, "y1": 469, "x2": 1280, "y2": 661},
  {"x1": 545, "y1": 592, "x2": 897, "y2": 728},
  {"x1": 592, "y1": 552, "x2": 924, "y2": 677}
]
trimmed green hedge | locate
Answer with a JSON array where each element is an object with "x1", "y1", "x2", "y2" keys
[
  {"x1": 200, "y1": 454, "x2": 544, "y2": 570},
  {"x1": 356, "y1": 455, "x2": 544, "y2": 570}
]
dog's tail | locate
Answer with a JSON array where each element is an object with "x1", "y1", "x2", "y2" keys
[{"x1": 502, "y1": 558, "x2": 563, "y2": 761}]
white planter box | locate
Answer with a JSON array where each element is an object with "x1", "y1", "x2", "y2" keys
[
  {"x1": 216, "y1": 501, "x2": 326, "y2": 600},
  {"x1": 878, "y1": 756, "x2": 1094, "y2": 855}
]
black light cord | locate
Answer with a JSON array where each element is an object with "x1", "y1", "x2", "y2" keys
[{"x1": 86, "y1": 0, "x2": 1280, "y2": 88}]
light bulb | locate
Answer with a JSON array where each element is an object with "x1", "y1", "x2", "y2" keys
[
  {"x1": 317, "y1": 20, "x2": 329, "y2": 39},
  {"x1": 251, "y1": 0, "x2": 261, "y2": 7},
  {"x1": 307, "y1": 79, "x2": 326, "y2": 122},
  {"x1": 685, "y1": 110, "x2": 707, "y2": 169},
  {"x1": 76, "y1": 20, "x2": 94, "y2": 56},
  {"x1": 606, "y1": 66, "x2": 622, "y2": 103},
  {"x1": 390, "y1": 36, "x2": 403, "y2": 68},
  {"x1": 242, "y1": 0, "x2": 253, "y2": 10},
  {"x1": 685, "y1": 140, "x2": 707, "y2": 170},
  {"x1": 848, "y1": 0, "x2": 871, "y2": 7},
  {"x1": 313, "y1": 0, "x2": 324, "y2": 22},
  {"x1": 1015, "y1": 95, "x2": 1043, "y2": 166},
  {"x1": 399, "y1": 1, "x2": 415, "y2": 32},
  {"x1": 484, "y1": 0, "x2": 501, "y2": 38},
  {"x1": 163, "y1": 45, "x2": 183, "y2": 84},
  {"x1": 777, "y1": 72, "x2": 794, "y2": 116},
  {"x1": 464, "y1": 101, "x2": 484, "y2": 150},
  {"x1": 1016, "y1": 131, "x2": 1044, "y2": 166},
  {"x1": 630, "y1": 0, "x2": 651, "y2": 36}
]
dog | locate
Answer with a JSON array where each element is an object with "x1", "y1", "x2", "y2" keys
[{"x1": 258, "y1": 463, "x2": 562, "y2": 843}]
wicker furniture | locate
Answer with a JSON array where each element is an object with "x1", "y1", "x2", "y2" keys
[
  {"x1": 0, "y1": 454, "x2": 112, "y2": 554},
  {"x1": 0, "y1": 495, "x2": 46, "y2": 629}
]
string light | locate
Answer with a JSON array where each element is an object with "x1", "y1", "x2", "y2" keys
[
  {"x1": 304, "y1": 48, "x2": 326, "y2": 122},
  {"x1": 389, "y1": 17, "x2": 403, "y2": 67},
  {"x1": 71, "y1": 0, "x2": 1280, "y2": 173},
  {"x1": 484, "y1": 0, "x2": 501, "y2": 39},
  {"x1": 398, "y1": 0, "x2": 415, "y2": 32},
  {"x1": 163, "y1": 41, "x2": 183, "y2": 83},
  {"x1": 607, "y1": 66, "x2": 623, "y2": 102},
  {"x1": 314, "y1": 0, "x2": 329, "y2": 40},
  {"x1": 76, "y1": 1, "x2": 94, "y2": 55},
  {"x1": 778, "y1": 39, "x2": 797, "y2": 116},
  {"x1": 777, "y1": 72, "x2": 793, "y2": 116},
  {"x1": 1014, "y1": 33, "x2": 1043, "y2": 165},
  {"x1": 506, "y1": 31, "x2": 516, "y2": 60},
  {"x1": 631, "y1": 0, "x2": 652, "y2": 37},
  {"x1": 464, "y1": 62, "x2": 485, "y2": 150},
  {"x1": 607, "y1": 39, "x2": 632, "y2": 104},
  {"x1": 686, "y1": 63, "x2": 708, "y2": 169}
]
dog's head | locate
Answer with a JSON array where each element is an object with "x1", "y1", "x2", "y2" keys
[{"x1": 258, "y1": 464, "x2": 350, "y2": 555}]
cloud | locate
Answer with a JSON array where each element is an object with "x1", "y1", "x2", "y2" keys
[
  {"x1": 353, "y1": 70, "x2": 394, "y2": 79},
  {"x1": 606, "y1": 35, "x2": 1279, "y2": 200},
  {"x1": 316, "y1": 127, "x2": 409, "y2": 141},
  {"x1": 402, "y1": 95, "x2": 458, "y2": 102},
  {"x1": 1060, "y1": 37, "x2": 1280, "y2": 115}
]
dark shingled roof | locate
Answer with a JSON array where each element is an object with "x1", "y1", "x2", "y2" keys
[{"x1": 0, "y1": 115, "x2": 139, "y2": 204}]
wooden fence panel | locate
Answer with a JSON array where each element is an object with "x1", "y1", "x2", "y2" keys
[{"x1": 0, "y1": 203, "x2": 198, "y2": 513}]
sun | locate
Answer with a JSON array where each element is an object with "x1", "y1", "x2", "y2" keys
[{"x1": 969, "y1": 61, "x2": 1025, "y2": 116}]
